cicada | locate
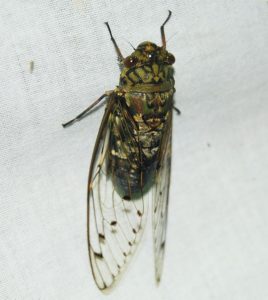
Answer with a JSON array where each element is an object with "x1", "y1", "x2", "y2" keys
[{"x1": 63, "y1": 10, "x2": 179, "y2": 290}]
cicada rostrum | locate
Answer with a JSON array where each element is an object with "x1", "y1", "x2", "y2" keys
[{"x1": 63, "y1": 10, "x2": 179, "y2": 290}]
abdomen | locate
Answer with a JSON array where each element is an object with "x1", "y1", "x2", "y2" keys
[{"x1": 107, "y1": 91, "x2": 173, "y2": 200}]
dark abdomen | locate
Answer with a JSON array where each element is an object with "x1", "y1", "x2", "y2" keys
[{"x1": 108, "y1": 91, "x2": 172, "y2": 199}]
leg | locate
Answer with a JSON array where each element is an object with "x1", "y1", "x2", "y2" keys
[
  {"x1": 105, "y1": 22, "x2": 124, "y2": 63},
  {"x1": 62, "y1": 91, "x2": 112, "y2": 128},
  {"x1": 161, "y1": 10, "x2": 172, "y2": 49},
  {"x1": 173, "y1": 105, "x2": 181, "y2": 115}
]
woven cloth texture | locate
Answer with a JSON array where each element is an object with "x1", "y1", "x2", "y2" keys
[{"x1": 1, "y1": 1, "x2": 268, "y2": 299}]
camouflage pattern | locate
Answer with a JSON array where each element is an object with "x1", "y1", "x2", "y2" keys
[{"x1": 108, "y1": 41, "x2": 175, "y2": 199}]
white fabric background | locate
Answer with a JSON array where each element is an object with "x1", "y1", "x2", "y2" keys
[{"x1": 1, "y1": 0, "x2": 268, "y2": 299}]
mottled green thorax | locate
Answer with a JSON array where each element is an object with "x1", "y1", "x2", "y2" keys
[
  {"x1": 119, "y1": 41, "x2": 175, "y2": 93},
  {"x1": 110, "y1": 41, "x2": 175, "y2": 200}
]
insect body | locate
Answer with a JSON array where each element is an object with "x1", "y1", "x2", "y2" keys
[{"x1": 63, "y1": 11, "x2": 178, "y2": 290}]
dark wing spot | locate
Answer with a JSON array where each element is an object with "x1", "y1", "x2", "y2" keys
[
  {"x1": 123, "y1": 195, "x2": 131, "y2": 201},
  {"x1": 94, "y1": 252, "x2": 103, "y2": 259},
  {"x1": 110, "y1": 221, "x2": 117, "y2": 226},
  {"x1": 137, "y1": 210, "x2": 142, "y2": 217}
]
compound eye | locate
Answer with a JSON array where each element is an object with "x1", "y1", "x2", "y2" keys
[
  {"x1": 166, "y1": 53, "x2": 175, "y2": 64},
  {"x1": 120, "y1": 77, "x2": 127, "y2": 85},
  {"x1": 147, "y1": 52, "x2": 155, "y2": 61},
  {"x1": 124, "y1": 56, "x2": 138, "y2": 68}
]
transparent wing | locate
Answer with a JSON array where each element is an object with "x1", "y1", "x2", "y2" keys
[
  {"x1": 152, "y1": 111, "x2": 173, "y2": 283},
  {"x1": 87, "y1": 94, "x2": 149, "y2": 290}
]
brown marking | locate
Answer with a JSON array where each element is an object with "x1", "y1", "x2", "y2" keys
[
  {"x1": 131, "y1": 96, "x2": 143, "y2": 114},
  {"x1": 99, "y1": 233, "x2": 105, "y2": 239},
  {"x1": 94, "y1": 252, "x2": 103, "y2": 259}
]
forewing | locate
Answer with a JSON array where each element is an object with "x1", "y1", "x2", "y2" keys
[
  {"x1": 87, "y1": 94, "x2": 149, "y2": 290},
  {"x1": 152, "y1": 111, "x2": 172, "y2": 283}
]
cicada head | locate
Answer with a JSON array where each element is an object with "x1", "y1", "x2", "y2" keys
[{"x1": 119, "y1": 41, "x2": 175, "y2": 88}]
